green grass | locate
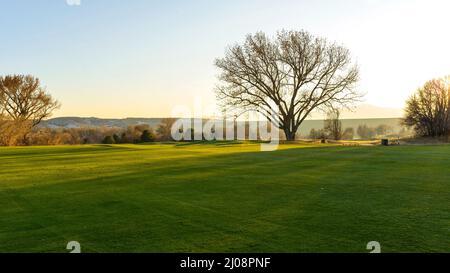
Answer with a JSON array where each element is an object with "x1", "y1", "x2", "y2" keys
[{"x1": 0, "y1": 143, "x2": 449, "y2": 253}]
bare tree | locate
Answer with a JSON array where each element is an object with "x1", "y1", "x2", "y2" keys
[
  {"x1": 215, "y1": 30, "x2": 360, "y2": 140},
  {"x1": 0, "y1": 119, "x2": 31, "y2": 146},
  {"x1": 324, "y1": 109, "x2": 343, "y2": 140},
  {"x1": 403, "y1": 77, "x2": 450, "y2": 137},
  {"x1": 156, "y1": 118, "x2": 177, "y2": 141},
  {"x1": 0, "y1": 75, "x2": 60, "y2": 127}
]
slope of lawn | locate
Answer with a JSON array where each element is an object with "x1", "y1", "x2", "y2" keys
[{"x1": 0, "y1": 143, "x2": 449, "y2": 253}]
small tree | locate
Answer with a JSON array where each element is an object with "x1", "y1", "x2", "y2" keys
[
  {"x1": 112, "y1": 133, "x2": 121, "y2": 144},
  {"x1": 140, "y1": 129, "x2": 155, "y2": 143},
  {"x1": 156, "y1": 118, "x2": 176, "y2": 141},
  {"x1": 324, "y1": 109, "x2": 343, "y2": 140}
]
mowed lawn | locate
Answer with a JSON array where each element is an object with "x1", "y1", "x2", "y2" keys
[{"x1": 0, "y1": 143, "x2": 449, "y2": 253}]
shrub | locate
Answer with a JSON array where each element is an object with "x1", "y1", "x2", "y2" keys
[
  {"x1": 140, "y1": 130, "x2": 155, "y2": 143},
  {"x1": 102, "y1": 135, "x2": 115, "y2": 144},
  {"x1": 113, "y1": 134, "x2": 121, "y2": 144}
]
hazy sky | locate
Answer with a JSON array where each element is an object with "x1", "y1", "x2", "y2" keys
[{"x1": 1, "y1": 0, "x2": 449, "y2": 118}]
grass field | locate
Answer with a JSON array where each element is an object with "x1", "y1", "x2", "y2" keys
[{"x1": 0, "y1": 143, "x2": 449, "y2": 253}]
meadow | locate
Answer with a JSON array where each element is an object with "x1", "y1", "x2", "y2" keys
[{"x1": 0, "y1": 143, "x2": 449, "y2": 253}]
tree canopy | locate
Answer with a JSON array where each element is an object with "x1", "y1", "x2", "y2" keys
[
  {"x1": 403, "y1": 77, "x2": 450, "y2": 137},
  {"x1": 0, "y1": 75, "x2": 60, "y2": 127}
]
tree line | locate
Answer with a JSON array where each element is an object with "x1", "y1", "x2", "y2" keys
[
  {"x1": 308, "y1": 109, "x2": 400, "y2": 141},
  {"x1": 0, "y1": 119, "x2": 177, "y2": 146}
]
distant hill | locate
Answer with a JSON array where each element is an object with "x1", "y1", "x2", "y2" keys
[
  {"x1": 41, "y1": 117, "x2": 405, "y2": 136},
  {"x1": 40, "y1": 117, "x2": 163, "y2": 129}
]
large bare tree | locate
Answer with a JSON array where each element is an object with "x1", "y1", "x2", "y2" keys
[
  {"x1": 0, "y1": 75, "x2": 60, "y2": 127},
  {"x1": 215, "y1": 30, "x2": 360, "y2": 140}
]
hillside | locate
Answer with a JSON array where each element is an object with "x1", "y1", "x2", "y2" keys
[{"x1": 40, "y1": 117, "x2": 163, "y2": 129}]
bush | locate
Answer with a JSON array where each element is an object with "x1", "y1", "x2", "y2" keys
[
  {"x1": 113, "y1": 134, "x2": 121, "y2": 144},
  {"x1": 102, "y1": 135, "x2": 115, "y2": 144},
  {"x1": 0, "y1": 119, "x2": 32, "y2": 146},
  {"x1": 140, "y1": 130, "x2": 155, "y2": 143},
  {"x1": 156, "y1": 118, "x2": 176, "y2": 141},
  {"x1": 1, "y1": 123, "x2": 164, "y2": 146}
]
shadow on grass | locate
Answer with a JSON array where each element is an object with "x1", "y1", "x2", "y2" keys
[
  {"x1": 2, "y1": 143, "x2": 450, "y2": 252},
  {"x1": 0, "y1": 144, "x2": 142, "y2": 159}
]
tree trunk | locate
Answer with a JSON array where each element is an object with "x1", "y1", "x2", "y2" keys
[{"x1": 284, "y1": 129, "x2": 296, "y2": 141}]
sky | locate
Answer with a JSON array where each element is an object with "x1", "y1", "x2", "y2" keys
[{"x1": 1, "y1": 0, "x2": 449, "y2": 118}]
